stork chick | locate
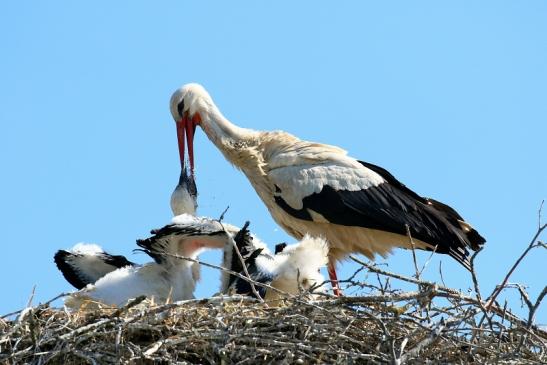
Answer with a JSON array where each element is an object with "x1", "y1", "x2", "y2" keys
[
  {"x1": 64, "y1": 214, "x2": 233, "y2": 310},
  {"x1": 54, "y1": 243, "x2": 135, "y2": 290},
  {"x1": 224, "y1": 222, "x2": 329, "y2": 304},
  {"x1": 55, "y1": 167, "x2": 201, "y2": 292},
  {"x1": 171, "y1": 165, "x2": 198, "y2": 216}
]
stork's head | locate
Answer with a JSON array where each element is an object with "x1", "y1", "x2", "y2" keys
[{"x1": 170, "y1": 83, "x2": 213, "y2": 175}]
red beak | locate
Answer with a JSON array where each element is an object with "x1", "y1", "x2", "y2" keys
[{"x1": 176, "y1": 112, "x2": 199, "y2": 176}]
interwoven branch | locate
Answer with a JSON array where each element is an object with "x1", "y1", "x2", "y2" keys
[{"x1": 1, "y1": 209, "x2": 546, "y2": 364}]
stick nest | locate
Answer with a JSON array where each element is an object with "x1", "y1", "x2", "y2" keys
[
  {"x1": 1, "y1": 280, "x2": 546, "y2": 364},
  {"x1": 3, "y1": 219, "x2": 547, "y2": 364}
]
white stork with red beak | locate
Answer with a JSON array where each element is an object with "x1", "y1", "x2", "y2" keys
[{"x1": 169, "y1": 83, "x2": 486, "y2": 295}]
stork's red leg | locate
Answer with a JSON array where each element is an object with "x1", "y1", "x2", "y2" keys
[{"x1": 327, "y1": 261, "x2": 342, "y2": 297}]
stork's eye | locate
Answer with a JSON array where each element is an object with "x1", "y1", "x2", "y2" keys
[{"x1": 177, "y1": 100, "x2": 185, "y2": 118}]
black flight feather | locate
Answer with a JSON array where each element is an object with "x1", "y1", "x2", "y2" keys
[
  {"x1": 54, "y1": 249, "x2": 134, "y2": 290},
  {"x1": 274, "y1": 160, "x2": 486, "y2": 270}
]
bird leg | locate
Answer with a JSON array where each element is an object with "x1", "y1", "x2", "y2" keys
[{"x1": 327, "y1": 261, "x2": 342, "y2": 297}]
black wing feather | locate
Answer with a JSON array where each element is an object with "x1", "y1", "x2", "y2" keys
[
  {"x1": 54, "y1": 250, "x2": 134, "y2": 289},
  {"x1": 227, "y1": 221, "x2": 253, "y2": 289},
  {"x1": 54, "y1": 250, "x2": 90, "y2": 289},
  {"x1": 274, "y1": 243, "x2": 288, "y2": 254},
  {"x1": 274, "y1": 160, "x2": 486, "y2": 270},
  {"x1": 360, "y1": 161, "x2": 485, "y2": 250},
  {"x1": 358, "y1": 160, "x2": 427, "y2": 204},
  {"x1": 229, "y1": 248, "x2": 273, "y2": 299},
  {"x1": 138, "y1": 222, "x2": 227, "y2": 264}
]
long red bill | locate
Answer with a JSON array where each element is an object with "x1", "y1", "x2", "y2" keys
[
  {"x1": 176, "y1": 114, "x2": 188, "y2": 170},
  {"x1": 187, "y1": 113, "x2": 201, "y2": 176},
  {"x1": 185, "y1": 116, "x2": 195, "y2": 176}
]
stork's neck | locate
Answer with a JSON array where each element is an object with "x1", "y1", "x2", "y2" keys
[
  {"x1": 201, "y1": 106, "x2": 258, "y2": 157},
  {"x1": 199, "y1": 101, "x2": 271, "y2": 193}
]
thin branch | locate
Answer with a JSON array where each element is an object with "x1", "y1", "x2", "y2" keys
[
  {"x1": 538, "y1": 200, "x2": 544, "y2": 230},
  {"x1": 349, "y1": 256, "x2": 460, "y2": 295},
  {"x1": 349, "y1": 255, "x2": 545, "y2": 333},
  {"x1": 218, "y1": 206, "x2": 230, "y2": 222},
  {"x1": 400, "y1": 318, "x2": 446, "y2": 363},
  {"x1": 405, "y1": 224, "x2": 421, "y2": 281},
  {"x1": 2, "y1": 292, "x2": 69, "y2": 319},
  {"x1": 485, "y1": 223, "x2": 547, "y2": 310},
  {"x1": 418, "y1": 244, "x2": 438, "y2": 278},
  {"x1": 528, "y1": 285, "x2": 547, "y2": 329},
  {"x1": 25, "y1": 286, "x2": 36, "y2": 309},
  {"x1": 216, "y1": 221, "x2": 263, "y2": 302}
]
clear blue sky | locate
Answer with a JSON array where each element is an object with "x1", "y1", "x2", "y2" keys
[{"x1": 1, "y1": 2, "x2": 545, "y2": 323}]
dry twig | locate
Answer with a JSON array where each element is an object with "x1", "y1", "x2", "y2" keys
[{"x1": 2, "y1": 208, "x2": 546, "y2": 364}]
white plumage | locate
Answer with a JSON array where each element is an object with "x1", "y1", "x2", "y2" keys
[
  {"x1": 223, "y1": 222, "x2": 329, "y2": 303},
  {"x1": 62, "y1": 243, "x2": 128, "y2": 282},
  {"x1": 169, "y1": 83, "x2": 486, "y2": 295},
  {"x1": 171, "y1": 166, "x2": 198, "y2": 216},
  {"x1": 65, "y1": 262, "x2": 193, "y2": 309},
  {"x1": 54, "y1": 243, "x2": 135, "y2": 290},
  {"x1": 58, "y1": 169, "x2": 221, "y2": 309},
  {"x1": 64, "y1": 213, "x2": 232, "y2": 309},
  {"x1": 57, "y1": 169, "x2": 273, "y2": 309},
  {"x1": 264, "y1": 235, "x2": 329, "y2": 302}
]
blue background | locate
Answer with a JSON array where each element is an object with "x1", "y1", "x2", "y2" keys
[{"x1": 1, "y1": 2, "x2": 545, "y2": 323}]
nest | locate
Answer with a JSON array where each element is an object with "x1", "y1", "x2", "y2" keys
[
  {"x1": 2, "y1": 264, "x2": 546, "y2": 364},
  {"x1": 2, "y1": 222, "x2": 546, "y2": 364}
]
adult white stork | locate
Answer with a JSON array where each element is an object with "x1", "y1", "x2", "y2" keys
[{"x1": 169, "y1": 83, "x2": 486, "y2": 295}]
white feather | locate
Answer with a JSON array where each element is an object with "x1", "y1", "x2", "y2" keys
[
  {"x1": 64, "y1": 243, "x2": 131, "y2": 285},
  {"x1": 65, "y1": 262, "x2": 195, "y2": 309},
  {"x1": 171, "y1": 187, "x2": 196, "y2": 216},
  {"x1": 257, "y1": 235, "x2": 329, "y2": 301},
  {"x1": 272, "y1": 235, "x2": 328, "y2": 288},
  {"x1": 268, "y1": 161, "x2": 384, "y2": 210},
  {"x1": 64, "y1": 217, "x2": 230, "y2": 310},
  {"x1": 168, "y1": 84, "x2": 437, "y2": 265},
  {"x1": 70, "y1": 242, "x2": 104, "y2": 255}
]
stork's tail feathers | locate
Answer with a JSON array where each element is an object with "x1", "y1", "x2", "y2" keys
[
  {"x1": 464, "y1": 228, "x2": 486, "y2": 251},
  {"x1": 426, "y1": 198, "x2": 486, "y2": 250}
]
